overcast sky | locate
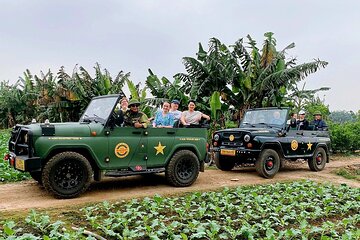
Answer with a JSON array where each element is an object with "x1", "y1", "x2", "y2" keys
[{"x1": 1, "y1": 0, "x2": 359, "y2": 112}]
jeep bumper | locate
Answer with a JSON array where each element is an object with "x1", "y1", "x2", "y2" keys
[
  {"x1": 212, "y1": 147, "x2": 261, "y2": 158},
  {"x1": 7, "y1": 153, "x2": 41, "y2": 172}
]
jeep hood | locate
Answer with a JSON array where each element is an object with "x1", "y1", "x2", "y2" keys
[
  {"x1": 216, "y1": 127, "x2": 279, "y2": 136},
  {"x1": 20, "y1": 122, "x2": 103, "y2": 137}
]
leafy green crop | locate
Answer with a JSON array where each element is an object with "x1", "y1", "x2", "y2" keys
[
  {"x1": 1, "y1": 181, "x2": 359, "y2": 239},
  {"x1": 0, "y1": 129, "x2": 30, "y2": 182}
]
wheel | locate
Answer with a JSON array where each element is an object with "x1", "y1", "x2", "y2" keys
[
  {"x1": 308, "y1": 147, "x2": 327, "y2": 171},
  {"x1": 255, "y1": 149, "x2": 280, "y2": 178},
  {"x1": 166, "y1": 150, "x2": 200, "y2": 187},
  {"x1": 30, "y1": 171, "x2": 42, "y2": 185},
  {"x1": 42, "y1": 152, "x2": 93, "y2": 198},
  {"x1": 214, "y1": 152, "x2": 235, "y2": 171}
]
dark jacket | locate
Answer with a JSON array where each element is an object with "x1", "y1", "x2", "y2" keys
[
  {"x1": 297, "y1": 119, "x2": 309, "y2": 130},
  {"x1": 311, "y1": 119, "x2": 327, "y2": 131}
]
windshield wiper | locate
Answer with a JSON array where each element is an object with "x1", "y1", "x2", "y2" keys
[
  {"x1": 242, "y1": 122, "x2": 256, "y2": 127},
  {"x1": 92, "y1": 114, "x2": 106, "y2": 124},
  {"x1": 258, "y1": 122, "x2": 272, "y2": 128},
  {"x1": 81, "y1": 114, "x2": 91, "y2": 123}
]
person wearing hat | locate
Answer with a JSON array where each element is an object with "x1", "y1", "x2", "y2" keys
[
  {"x1": 311, "y1": 111, "x2": 327, "y2": 130},
  {"x1": 170, "y1": 99, "x2": 182, "y2": 121},
  {"x1": 123, "y1": 99, "x2": 148, "y2": 128},
  {"x1": 296, "y1": 110, "x2": 309, "y2": 130}
]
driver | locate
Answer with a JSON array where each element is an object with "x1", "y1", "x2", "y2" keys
[
  {"x1": 270, "y1": 111, "x2": 283, "y2": 125},
  {"x1": 123, "y1": 99, "x2": 148, "y2": 128}
]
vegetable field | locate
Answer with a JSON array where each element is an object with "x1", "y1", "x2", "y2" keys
[{"x1": 1, "y1": 181, "x2": 359, "y2": 239}]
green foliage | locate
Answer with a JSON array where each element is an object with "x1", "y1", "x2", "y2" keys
[
  {"x1": 1, "y1": 181, "x2": 359, "y2": 239},
  {"x1": 329, "y1": 110, "x2": 358, "y2": 123},
  {"x1": 329, "y1": 120, "x2": 360, "y2": 153},
  {"x1": 145, "y1": 69, "x2": 189, "y2": 111},
  {"x1": 0, "y1": 64, "x2": 129, "y2": 128},
  {"x1": 0, "y1": 129, "x2": 30, "y2": 182},
  {"x1": 148, "y1": 32, "x2": 328, "y2": 124},
  {"x1": 287, "y1": 81, "x2": 330, "y2": 114},
  {"x1": 304, "y1": 97, "x2": 330, "y2": 120}
]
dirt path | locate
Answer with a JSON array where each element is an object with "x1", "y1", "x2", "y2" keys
[{"x1": 0, "y1": 157, "x2": 359, "y2": 213}]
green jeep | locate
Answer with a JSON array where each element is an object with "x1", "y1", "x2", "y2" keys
[
  {"x1": 211, "y1": 108, "x2": 331, "y2": 178},
  {"x1": 5, "y1": 95, "x2": 208, "y2": 198}
]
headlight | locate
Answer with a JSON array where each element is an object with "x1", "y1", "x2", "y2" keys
[
  {"x1": 213, "y1": 134, "x2": 220, "y2": 141},
  {"x1": 244, "y1": 134, "x2": 251, "y2": 142}
]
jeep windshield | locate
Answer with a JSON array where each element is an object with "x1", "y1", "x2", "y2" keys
[
  {"x1": 80, "y1": 96, "x2": 119, "y2": 124},
  {"x1": 240, "y1": 108, "x2": 288, "y2": 129}
]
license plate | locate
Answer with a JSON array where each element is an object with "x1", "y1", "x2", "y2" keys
[
  {"x1": 220, "y1": 149, "x2": 236, "y2": 156},
  {"x1": 15, "y1": 158, "x2": 25, "y2": 171}
]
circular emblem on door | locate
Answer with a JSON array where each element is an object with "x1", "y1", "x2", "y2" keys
[
  {"x1": 229, "y1": 135, "x2": 235, "y2": 141},
  {"x1": 291, "y1": 140, "x2": 298, "y2": 151},
  {"x1": 115, "y1": 143, "x2": 130, "y2": 158}
]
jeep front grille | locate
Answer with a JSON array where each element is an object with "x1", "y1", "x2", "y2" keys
[
  {"x1": 221, "y1": 132, "x2": 244, "y2": 147},
  {"x1": 9, "y1": 126, "x2": 33, "y2": 157}
]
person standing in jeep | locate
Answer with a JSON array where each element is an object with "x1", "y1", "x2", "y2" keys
[{"x1": 123, "y1": 99, "x2": 148, "y2": 128}]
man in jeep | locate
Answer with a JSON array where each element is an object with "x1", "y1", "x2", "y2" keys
[
  {"x1": 311, "y1": 111, "x2": 327, "y2": 131},
  {"x1": 123, "y1": 99, "x2": 148, "y2": 128}
]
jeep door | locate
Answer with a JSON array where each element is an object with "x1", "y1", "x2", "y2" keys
[
  {"x1": 283, "y1": 130, "x2": 316, "y2": 157},
  {"x1": 146, "y1": 128, "x2": 176, "y2": 167},
  {"x1": 108, "y1": 127, "x2": 147, "y2": 170}
]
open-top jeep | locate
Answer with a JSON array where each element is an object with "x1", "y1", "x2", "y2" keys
[
  {"x1": 5, "y1": 95, "x2": 208, "y2": 198},
  {"x1": 211, "y1": 107, "x2": 331, "y2": 178}
]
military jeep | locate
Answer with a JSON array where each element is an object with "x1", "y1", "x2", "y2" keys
[
  {"x1": 211, "y1": 107, "x2": 331, "y2": 178},
  {"x1": 5, "y1": 94, "x2": 208, "y2": 198}
]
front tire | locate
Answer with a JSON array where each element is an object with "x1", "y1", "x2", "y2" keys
[
  {"x1": 255, "y1": 149, "x2": 280, "y2": 178},
  {"x1": 214, "y1": 152, "x2": 236, "y2": 171},
  {"x1": 308, "y1": 147, "x2": 327, "y2": 171},
  {"x1": 166, "y1": 150, "x2": 200, "y2": 187},
  {"x1": 42, "y1": 152, "x2": 93, "y2": 198}
]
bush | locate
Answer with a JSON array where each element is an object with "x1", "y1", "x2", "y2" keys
[{"x1": 329, "y1": 120, "x2": 360, "y2": 153}]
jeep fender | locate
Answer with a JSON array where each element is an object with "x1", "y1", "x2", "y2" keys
[
  {"x1": 166, "y1": 143, "x2": 204, "y2": 167},
  {"x1": 42, "y1": 145, "x2": 100, "y2": 170},
  {"x1": 260, "y1": 142, "x2": 285, "y2": 159}
]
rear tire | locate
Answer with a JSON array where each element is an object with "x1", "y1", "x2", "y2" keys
[
  {"x1": 214, "y1": 152, "x2": 235, "y2": 171},
  {"x1": 255, "y1": 149, "x2": 280, "y2": 178},
  {"x1": 42, "y1": 151, "x2": 93, "y2": 198},
  {"x1": 166, "y1": 150, "x2": 200, "y2": 187},
  {"x1": 308, "y1": 147, "x2": 327, "y2": 171}
]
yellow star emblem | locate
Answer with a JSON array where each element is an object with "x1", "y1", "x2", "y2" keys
[
  {"x1": 154, "y1": 142, "x2": 166, "y2": 155},
  {"x1": 307, "y1": 142, "x2": 313, "y2": 150}
]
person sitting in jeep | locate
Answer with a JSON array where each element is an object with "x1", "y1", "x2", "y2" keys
[
  {"x1": 311, "y1": 111, "x2": 327, "y2": 131},
  {"x1": 297, "y1": 110, "x2": 309, "y2": 130},
  {"x1": 123, "y1": 99, "x2": 148, "y2": 128},
  {"x1": 181, "y1": 100, "x2": 210, "y2": 126}
]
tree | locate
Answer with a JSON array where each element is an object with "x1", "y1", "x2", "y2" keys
[
  {"x1": 287, "y1": 81, "x2": 330, "y2": 114},
  {"x1": 174, "y1": 32, "x2": 328, "y2": 123},
  {"x1": 0, "y1": 64, "x2": 130, "y2": 128}
]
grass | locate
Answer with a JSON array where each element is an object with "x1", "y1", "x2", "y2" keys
[{"x1": 336, "y1": 167, "x2": 360, "y2": 181}]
